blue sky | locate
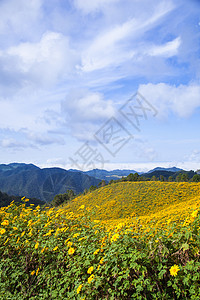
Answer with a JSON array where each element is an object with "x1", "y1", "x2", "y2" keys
[{"x1": 0, "y1": 0, "x2": 200, "y2": 172}]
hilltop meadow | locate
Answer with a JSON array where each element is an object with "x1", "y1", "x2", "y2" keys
[{"x1": 0, "y1": 182, "x2": 199, "y2": 299}]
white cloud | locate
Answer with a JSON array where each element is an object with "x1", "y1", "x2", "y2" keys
[
  {"x1": 138, "y1": 83, "x2": 200, "y2": 118},
  {"x1": 1, "y1": 31, "x2": 75, "y2": 88},
  {"x1": 148, "y1": 37, "x2": 181, "y2": 57},
  {"x1": 62, "y1": 90, "x2": 116, "y2": 140}
]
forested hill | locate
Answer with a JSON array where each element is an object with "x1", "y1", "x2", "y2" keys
[
  {"x1": 0, "y1": 190, "x2": 44, "y2": 208},
  {"x1": 0, "y1": 163, "x2": 101, "y2": 202}
]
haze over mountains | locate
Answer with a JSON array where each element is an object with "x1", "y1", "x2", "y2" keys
[{"x1": 0, "y1": 163, "x2": 198, "y2": 203}]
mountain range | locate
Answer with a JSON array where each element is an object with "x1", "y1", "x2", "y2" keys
[
  {"x1": 0, "y1": 163, "x2": 101, "y2": 202},
  {"x1": 0, "y1": 163, "x2": 198, "y2": 203}
]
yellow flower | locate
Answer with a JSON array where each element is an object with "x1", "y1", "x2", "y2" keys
[
  {"x1": 68, "y1": 247, "x2": 75, "y2": 255},
  {"x1": 170, "y1": 265, "x2": 180, "y2": 276},
  {"x1": 87, "y1": 266, "x2": 94, "y2": 274},
  {"x1": 4, "y1": 238, "x2": 9, "y2": 245},
  {"x1": 67, "y1": 241, "x2": 73, "y2": 247},
  {"x1": 77, "y1": 284, "x2": 83, "y2": 294},
  {"x1": 93, "y1": 249, "x2": 100, "y2": 255},
  {"x1": 21, "y1": 231, "x2": 25, "y2": 237},
  {"x1": 41, "y1": 247, "x2": 46, "y2": 253},
  {"x1": 99, "y1": 257, "x2": 104, "y2": 265},
  {"x1": 0, "y1": 228, "x2": 6, "y2": 234},
  {"x1": 44, "y1": 229, "x2": 54, "y2": 236},
  {"x1": 53, "y1": 246, "x2": 58, "y2": 251},
  {"x1": 35, "y1": 242, "x2": 39, "y2": 249},
  {"x1": 25, "y1": 198, "x2": 29, "y2": 202},
  {"x1": 88, "y1": 274, "x2": 95, "y2": 284},
  {"x1": 13, "y1": 227, "x2": 18, "y2": 230},
  {"x1": 1, "y1": 220, "x2": 9, "y2": 226},
  {"x1": 111, "y1": 233, "x2": 119, "y2": 242},
  {"x1": 31, "y1": 270, "x2": 35, "y2": 276},
  {"x1": 191, "y1": 210, "x2": 198, "y2": 219},
  {"x1": 36, "y1": 268, "x2": 39, "y2": 276},
  {"x1": 73, "y1": 233, "x2": 80, "y2": 238},
  {"x1": 79, "y1": 205, "x2": 85, "y2": 210}
]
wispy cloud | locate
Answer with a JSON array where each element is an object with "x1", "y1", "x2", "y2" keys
[{"x1": 0, "y1": 0, "x2": 199, "y2": 169}]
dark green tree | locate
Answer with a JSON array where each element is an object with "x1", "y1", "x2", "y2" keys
[
  {"x1": 126, "y1": 173, "x2": 139, "y2": 181},
  {"x1": 176, "y1": 173, "x2": 182, "y2": 182},
  {"x1": 88, "y1": 185, "x2": 97, "y2": 192},
  {"x1": 51, "y1": 189, "x2": 75, "y2": 207},
  {"x1": 192, "y1": 174, "x2": 200, "y2": 182},
  {"x1": 160, "y1": 175, "x2": 165, "y2": 182},
  {"x1": 181, "y1": 173, "x2": 189, "y2": 182}
]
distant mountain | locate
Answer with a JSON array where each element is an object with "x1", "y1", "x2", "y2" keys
[
  {"x1": 0, "y1": 163, "x2": 101, "y2": 202},
  {"x1": 69, "y1": 168, "x2": 137, "y2": 182},
  {"x1": 147, "y1": 167, "x2": 183, "y2": 173},
  {"x1": 142, "y1": 169, "x2": 196, "y2": 180}
]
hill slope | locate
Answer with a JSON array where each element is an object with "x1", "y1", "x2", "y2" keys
[{"x1": 66, "y1": 181, "x2": 200, "y2": 224}]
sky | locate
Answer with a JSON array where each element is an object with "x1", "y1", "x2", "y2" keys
[{"x1": 0, "y1": 0, "x2": 200, "y2": 172}]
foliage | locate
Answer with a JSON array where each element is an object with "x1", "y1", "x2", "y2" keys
[
  {"x1": 0, "y1": 183, "x2": 200, "y2": 299},
  {"x1": 51, "y1": 190, "x2": 76, "y2": 207}
]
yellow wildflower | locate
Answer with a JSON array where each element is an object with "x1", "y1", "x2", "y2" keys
[
  {"x1": 68, "y1": 247, "x2": 75, "y2": 255},
  {"x1": 191, "y1": 210, "x2": 198, "y2": 219},
  {"x1": 111, "y1": 233, "x2": 120, "y2": 242},
  {"x1": 170, "y1": 265, "x2": 180, "y2": 276},
  {"x1": 41, "y1": 247, "x2": 46, "y2": 253},
  {"x1": 73, "y1": 233, "x2": 80, "y2": 238},
  {"x1": 87, "y1": 266, "x2": 94, "y2": 274},
  {"x1": 13, "y1": 227, "x2": 18, "y2": 230},
  {"x1": 67, "y1": 241, "x2": 73, "y2": 247},
  {"x1": 0, "y1": 228, "x2": 6, "y2": 234},
  {"x1": 31, "y1": 270, "x2": 35, "y2": 275},
  {"x1": 1, "y1": 220, "x2": 9, "y2": 226},
  {"x1": 36, "y1": 268, "x2": 39, "y2": 276},
  {"x1": 35, "y1": 242, "x2": 39, "y2": 249},
  {"x1": 100, "y1": 258, "x2": 104, "y2": 265},
  {"x1": 77, "y1": 284, "x2": 83, "y2": 294},
  {"x1": 53, "y1": 246, "x2": 58, "y2": 251},
  {"x1": 93, "y1": 249, "x2": 100, "y2": 255},
  {"x1": 88, "y1": 274, "x2": 94, "y2": 284}
]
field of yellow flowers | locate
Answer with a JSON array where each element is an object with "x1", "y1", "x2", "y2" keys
[{"x1": 0, "y1": 182, "x2": 199, "y2": 299}]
